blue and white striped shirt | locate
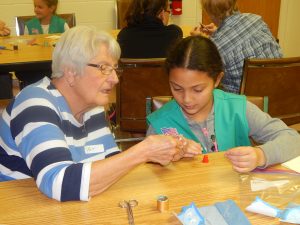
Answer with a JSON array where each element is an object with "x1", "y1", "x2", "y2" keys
[
  {"x1": 211, "y1": 12, "x2": 283, "y2": 93},
  {"x1": 0, "y1": 77, "x2": 120, "y2": 201}
]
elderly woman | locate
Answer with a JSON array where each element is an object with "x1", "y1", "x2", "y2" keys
[{"x1": 0, "y1": 26, "x2": 201, "y2": 201}]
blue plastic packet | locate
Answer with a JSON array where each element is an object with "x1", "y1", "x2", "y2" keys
[
  {"x1": 177, "y1": 202, "x2": 205, "y2": 225},
  {"x1": 246, "y1": 196, "x2": 281, "y2": 217},
  {"x1": 247, "y1": 197, "x2": 300, "y2": 224},
  {"x1": 280, "y1": 204, "x2": 300, "y2": 224}
]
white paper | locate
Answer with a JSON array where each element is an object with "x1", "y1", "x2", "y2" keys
[{"x1": 282, "y1": 156, "x2": 300, "y2": 173}]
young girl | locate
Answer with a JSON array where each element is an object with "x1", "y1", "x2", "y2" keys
[
  {"x1": 146, "y1": 36, "x2": 300, "y2": 173},
  {"x1": 25, "y1": 0, "x2": 69, "y2": 35}
]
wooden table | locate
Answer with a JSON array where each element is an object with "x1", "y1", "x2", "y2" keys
[
  {"x1": 0, "y1": 34, "x2": 116, "y2": 103},
  {"x1": 0, "y1": 34, "x2": 55, "y2": 65},
  {"x1": 0, "y1": 25, "x2": 193, "y2": 72},
  {"x1": 0, "y1": 34, "x2": 56, "y2": 89},
  {"x1": 0, "y1": 152, "x2": 292, "y2": 225},
  {"x1": 0, "y1": 25, "x2": 193, "y2": 65}
]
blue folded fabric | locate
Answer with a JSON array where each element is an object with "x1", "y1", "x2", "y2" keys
[
  {"x1": 176, "y1": 200, "x2": 251, "y2": 225},
  {"x1": 198, "y1": 205, "x2": 228, "y2": 225},
  {"x1": 214, "y1": 200, "x2": 251, "y2": 225}
]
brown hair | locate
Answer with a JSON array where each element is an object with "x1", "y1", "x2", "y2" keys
[
  {"x1": 165, "y1": 36, "x2": 224, "y2": 82},
  {"x1": 125, "y1": 0, "x2": 169, "y2": 26},
  {"x1": 201, "y1": 0, "x2": 238, "y2": 24},
  {"x1": 42, "y1": 0, "x2": 58, "y2": 14}
]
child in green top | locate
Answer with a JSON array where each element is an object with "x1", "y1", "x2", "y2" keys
[
  {"x1": 147, "y1": 36, "x2": 300, "y2": 172},
  {"x1": 25, "y1": 0, "x2": 69, "y2": 35}
]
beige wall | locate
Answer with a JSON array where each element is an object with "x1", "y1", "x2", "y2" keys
[
  {"x1": 1, "y1": 0, "x2": 201, "y2": 34},
  {"x1": 278, "y1": 0, "x2": 300, "y2": 57},
  {"x1": 0, "y1": 0, "x2": 299, "y2": 57}
]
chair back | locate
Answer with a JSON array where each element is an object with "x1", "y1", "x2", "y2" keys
[
  {"x1": 240, "y1": 57, "x2": 300, "y2": 125},
  {"x1": 117, "y1": 58, "x2": 171, "y2": 133},
  {"x1": 115, "y1": 0, "x2": 131, "y2": 29},
  {"x1": 15, "y1": 13, "x2": 76, "y2": 35},
  {"x1": 146, "y1": 95, "x2": 268, "y2": 116},
  {"x1": 246, "y1": 96, "x2": 268, "y2": 113},
  {"x1": 0, "y1": 99, "x2": 12, "y2": 114},
  {"x1": 146, "y1": 96, "x2": 172, "y2": 115}
]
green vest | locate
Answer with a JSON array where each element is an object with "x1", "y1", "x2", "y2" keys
[
  {"x1": 26, "y1": 15, "x2": 66, "y2": 34},
  {"x1": 147, "y1": 89, "x2": 251, "y2": 151}
]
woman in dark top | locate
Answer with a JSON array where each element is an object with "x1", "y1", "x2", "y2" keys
[{"x1": 117, "y1": 0, "x2": 183, "y2": 58}]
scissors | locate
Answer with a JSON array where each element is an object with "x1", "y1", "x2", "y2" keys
[{"x1": 119, "y1": 200, "x2": 138, "y2": 225}]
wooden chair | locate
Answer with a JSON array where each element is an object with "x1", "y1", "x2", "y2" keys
[
  {"x1": 117, "y1": 58, "x2": 171, "y2": 133},
  {"x1": 15, "y1": 13, "x2": 76, "y2": 36},
  {"x1": 115, "y1": 0, "x2": 131, "y2": 29},
  {"x1": 0, "y1": 99, "x2": 12, "y2": 114},
  {"x1": 240, "y1": 57, "x2": 300, "y2": 126}
]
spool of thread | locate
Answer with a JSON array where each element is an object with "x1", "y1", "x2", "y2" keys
[{"x1": 157, "y1": 195, "x2": 169, "y2": 212}]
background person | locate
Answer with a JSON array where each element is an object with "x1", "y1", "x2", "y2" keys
[
  {"x1": 25, "y1": 0, "x2": 69, "y2": 34},
  {"x1": 117, "y1": 0, "x2": 183, "y2": 58},
  {"x1": 147, "y1": 36, "x2": 300, "y2": 173},
  {"x1": 0, "y1": 26, "x2": 201, "y2": 201},
  {"x1": 191, "y1": 0, "x2": 282, "y2": 93}
]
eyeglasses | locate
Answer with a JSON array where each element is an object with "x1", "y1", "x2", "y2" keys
[{"x1": 87, "y1": 63, "x2": 123, "y2": 76}]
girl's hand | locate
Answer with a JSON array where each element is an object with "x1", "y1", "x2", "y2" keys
[{"x1": 224, "y1": 146, "x2": 266, "y2": 173}]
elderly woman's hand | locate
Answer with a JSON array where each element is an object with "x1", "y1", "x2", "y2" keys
[
  {"x1": 139, "y1": 135, "x2": 178, "y2": 166},
  {"x1": 171, "y1": 136, "x2": 202, "y2": 162},
  {"x1": 136, "y1": 135, "x2": 202, "y2": 166}
]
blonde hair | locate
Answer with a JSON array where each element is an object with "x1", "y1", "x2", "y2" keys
[{"x1": 201, "y1": 0, "x2": 238, "y2": 24}]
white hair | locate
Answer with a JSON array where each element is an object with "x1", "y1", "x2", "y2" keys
[{"x1": 51, "y1": 26, "x2": 121, "y2": 78}]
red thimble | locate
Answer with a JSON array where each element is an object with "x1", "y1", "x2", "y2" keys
[{"x1": 202, "y1": 155, "x2": 209, "y2": 163}]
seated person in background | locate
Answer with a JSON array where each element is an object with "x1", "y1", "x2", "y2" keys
[
  {"x1": 0, "y1": 26, "x2": 201, "y2": 201},
  {"x1": 0, "y1": 20, "x2": 10, "y2": 36},
  {"x1": 191, "y1": 0, "x2": 282, "y2": 94},
  {"x1": 147, "y1": 36, "x2": 300, "y2": 173},
  {"x1": 117, "y1": 0, "x2": 183, "y2": 58},
  {"x1": 25, "y1": 0, "x2": 69, "y2": 34}
]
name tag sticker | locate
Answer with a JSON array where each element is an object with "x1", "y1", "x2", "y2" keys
[{"x1": 84, "y1": 144, "x2": 104, "y2": 154}]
